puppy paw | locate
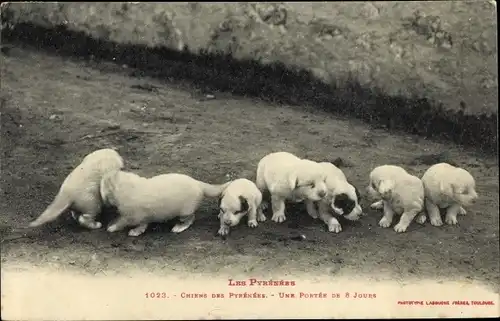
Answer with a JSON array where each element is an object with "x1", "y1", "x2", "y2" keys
[
  {"x1": 257, "y1": 213, "x2": 267, "y2": 222},
  {"x1": 128, "y1": 229, "x2": 145, "y2": 237},
  {"x1": 271, "y1": 213, "x2": 286, "y2": 223},
  {"x1": 378, "y1": 217, "x2": 392, "y2": 228},
  {"x1": 416, "y1": 214, "x2": 427, "y2": 225},
  {"x1": 393, "y1": 223, "x2": 408, "y2": 233},
  {"x1": 370, "y1": 201, "x2": 384, "y2": 210},
  {"x1": 445, "y1": 216, "x2": 458, "y2": 225},
  {"x1": 248, "y1": 220, "x2": 258, "y2": 228},
  {"x1": 107, "y1": 225, "x2": 118, "y2": 233},
  {"x1": 327, "y1": 221, "x2": 342, "y2": 233},
  {"x1": 430, "y1": 217, "x2": 443, "y2": 227},
  {"x1": 218, "y1": 226, "x2": 230, "y2": 236},
  {"x1": 458, "y1": 207, "x2": 467, "y2": 215},
  {"x1": 78, "y1": 215, "x2": 102, "y2": 229},
  {"x1": 89, "y1": 221, "x2": 102, "y2": 229},
  {"x1": 171, "y1": 224, "x2": 190, "y2": 233}
]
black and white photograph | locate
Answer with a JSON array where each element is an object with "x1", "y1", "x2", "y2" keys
[{"x1": 1, "y1": 1, "x2": 498, "y2": 319}]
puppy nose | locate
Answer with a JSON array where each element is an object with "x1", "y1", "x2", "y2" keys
[
  {"x1": 318, "y1": 190, "x2": 326, "y2": 198},
  {"x1": 224, "y1": 219, "x2": 232, "y2": 225}
]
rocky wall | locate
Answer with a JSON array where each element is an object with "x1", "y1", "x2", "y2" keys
[{"x1": 1, "y1": 2, "x2": 498, "y2": 152}]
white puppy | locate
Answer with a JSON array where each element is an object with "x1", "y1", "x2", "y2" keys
[
  {"x1": 255, "y1": 152, "x2": 328, "y2": 223},
  {"x1": 305, "y1": 162, "x2": 363, "y2": 233},
  {"x1": 28, "y1": 148, "x2": 124, "y2": 229},
  {"x1": 419, "y1": 163, "x2": 478, "y2": 226},
  {"x1": 367, "y1": 165, "x2": 425, "y2": 233},
  {"x1": 217, "y1": 178, "x2": 265, "y2": 236},
  {"x1": 101, "y1": 171, "x2": 231, "y2": 236}
]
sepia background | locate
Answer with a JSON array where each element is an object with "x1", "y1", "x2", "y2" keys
[{"x1": 1, "y1": 2, "x2": 498, "y2": 319}]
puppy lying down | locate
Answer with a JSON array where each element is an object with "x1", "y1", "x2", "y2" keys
[
  {"x1": 305, "y1": 162, "x2": 363, "y2": 233},
  {"x1": 28, "y1": 148, "x2": 124, "y2": 229},
  {"x1": 255, "y1": 151, "x2": 328, "y2": 223},
  {"x1": 367, "y1": 165, "x2": 424, "y2": 233},
  {"x1": 217, "y1": 178, "x2": 264, "y2": 236},
  {"x1": 419, "y1": 162, "x2": 478, "y2": 226},
  {"x1": 101, "y1": 171, "x2": 231, "y2": 236}
]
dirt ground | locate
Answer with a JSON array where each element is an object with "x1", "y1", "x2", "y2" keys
[{"x1": 1, "y1": 45, "x2": 499, "y2": 294}]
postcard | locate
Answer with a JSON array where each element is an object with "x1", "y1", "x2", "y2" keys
[{"x1": 1, "y1": 1, "x2": 498, "y2": 320}]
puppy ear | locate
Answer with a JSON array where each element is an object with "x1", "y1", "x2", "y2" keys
[
  {"x1": 238, "y1": 196, "x2": 249, "y2": 212},
  {"x1": 378, "y1": 180, "x2": 394, "y2": 199}
]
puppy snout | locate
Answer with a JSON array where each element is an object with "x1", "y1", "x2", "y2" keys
[
  {"x1": 318, "y1": 190, "x2": 327, "y2": 198},
  {"x1": 223, "y1": 219, "x2": 232, "y2": 226}
]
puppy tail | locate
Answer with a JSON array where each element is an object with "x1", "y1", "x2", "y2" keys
[
  {"x1": 200, "y1": 181, "x2": 232, "y2": 198},
  {"x1": 28, "y1": 191, "x2": 72, "y2": 228}
]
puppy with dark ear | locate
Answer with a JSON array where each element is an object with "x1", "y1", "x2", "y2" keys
[
  {"x1": 218, "y1": 178, "x2": 264, "y2": 236},
  {"x1": 367, "y1": 165, "x2": 424, "y2": 233},
  {"x1": 306, "y1": 162, "x2": 363, "y2": 233}
]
